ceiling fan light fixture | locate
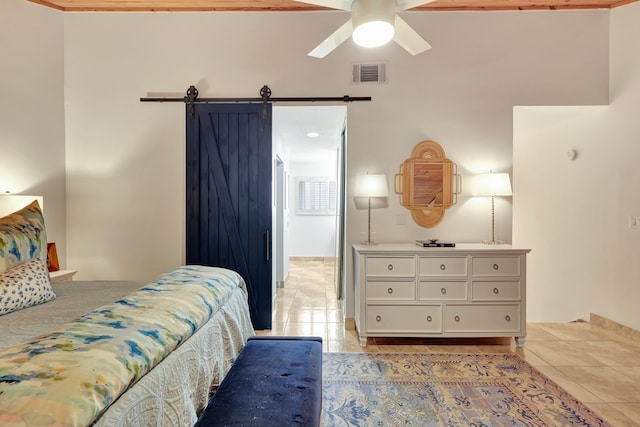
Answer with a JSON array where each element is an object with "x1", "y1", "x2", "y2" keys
[
  {"x1": 351, "y1": 0, "x2": 396, "y2": 48},
  {"x1": 353, "y1": 21, "x2": 395, "y2": 47},
  {"x1": 299, "y1": 0, "x2": 432, "y2": 58}
]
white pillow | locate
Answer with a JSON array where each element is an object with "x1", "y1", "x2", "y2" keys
[{"x1": 0, "y1": 257, "x2": 56, "y2": 316}]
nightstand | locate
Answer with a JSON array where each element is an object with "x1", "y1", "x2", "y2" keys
[{"x1": 49, "y1": 270, "x2": 78, "y2": 283}]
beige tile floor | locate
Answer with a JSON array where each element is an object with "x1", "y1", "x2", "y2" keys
[{"x1": 256, "y1": 259, "x2": 640, "y2": 427}]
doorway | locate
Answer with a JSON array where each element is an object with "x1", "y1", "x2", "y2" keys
[{"x1": 272, "y1": 105, "x2": 347, "y2": 302}]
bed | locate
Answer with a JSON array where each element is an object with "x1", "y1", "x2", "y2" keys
[{"x1": 0, "y1": 201, "x2": 255, "y2": 426}]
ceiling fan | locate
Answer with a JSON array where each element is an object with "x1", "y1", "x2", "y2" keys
[{"x1": 295, "y1": 0, "x2": 435, "y2": 58}]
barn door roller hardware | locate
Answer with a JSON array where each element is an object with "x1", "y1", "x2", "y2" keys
[{"x1": 140, "y1": 85, "x2": 372, "y2": 119}]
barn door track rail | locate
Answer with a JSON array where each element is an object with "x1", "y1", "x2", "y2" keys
[{"x1": 140, "y1": 85, "x2": 372, "y2": 119}]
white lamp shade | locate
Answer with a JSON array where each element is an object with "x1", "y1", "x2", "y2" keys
[
  {"x1": 0, "y1": 195, "x2": 44, "y2": 218},
  {"x1": 354, "y1": 174, "x2": 389, "y2": 198},
  {"x1": 474, "y1": 173, "x2": 512, "y2": 197},
  {"x1": 352, "y1": 0, "x2": 396, "y2": 48}
]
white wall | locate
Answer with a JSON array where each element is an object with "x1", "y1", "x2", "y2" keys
[
  {"x1": 61, "y1": 10, "x2": 609, "y2": 318},
  {"x1": 3, "y1": 6, "x2": 609, "y2": 319},
  {"x1": 513, "y1": 106, "x2": 612, "y2": 323},
  {"x1": 513, "y1": 1, "x2": 640, "y2": 331},
  {"x1": 289, "y1": 159, "x2": 339, "y2": 257},
  {"x1": 0, "y1": 0, "x2": 66, "y2": 264},
  {"x1": 606, "y1": 3, "x2": 640, "y2": 331}
]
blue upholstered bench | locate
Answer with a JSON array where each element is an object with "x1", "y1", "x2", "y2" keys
[{"x1": 196, "y1": 336, "x2": 323, "y2": 427}]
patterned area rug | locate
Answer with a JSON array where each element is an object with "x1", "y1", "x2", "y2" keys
[{"x1": 322, "y1": 353, "x2": 610, "y2": 427}]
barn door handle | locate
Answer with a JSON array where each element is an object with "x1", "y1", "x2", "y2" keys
[{"x1": 265, "y1": 230, "x2": 270, "y2": 262}]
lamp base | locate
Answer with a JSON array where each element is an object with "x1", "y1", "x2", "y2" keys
[
  {"x1": 360, "y1": 231, "x2": 378, "y2": 246},
  {"x1": 483, "y1": 239, "x2": 507, "y2": 245}
]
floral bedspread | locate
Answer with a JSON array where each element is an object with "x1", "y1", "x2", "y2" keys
[{"x1": 0, "y1": 265, "x2": 248, "y2": 427}]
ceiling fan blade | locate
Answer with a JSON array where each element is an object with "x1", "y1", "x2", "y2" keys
[
  {"x1": 393, "y1": 15, "x2": 432, "y2": 55},
  {"x1": 395, "y1": 0, "x2": 437, "y2": 11},
  {"x1": 293, "y1": 0, "x2": 353, "y2": 11},
  {"x1": 308, "y1": 19, "x2": 354, "y2": 58}
]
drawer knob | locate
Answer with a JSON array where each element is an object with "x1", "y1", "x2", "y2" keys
[
  {"x1": 441, "y1": 288, "x2": 447, "y2": 294},
  {"x1": 388, "y1": 264, "x2": 394, "y2": 271},
  {"x1": 426, "y1": 315, "x2": 432, "y2": 322},
  {"x1": 387, "y1": 288, "x2": 393, "y2": 294},
  {"x1": 440, "y1": 264, "x2": 446, "y2": 270},
  {"x1": 505, "y1": 315, "x2": 511, "y2": 322},
  {"x1": 493, "y1": 263, "x2": 499, "y2": 270},
  {"x1": 454, "y1": 315, "x2": 460, "y2": 322},
  {"x1": 493, "y1": 287, "x2": 499, "y2": 294},
  {"x1": 376, "y1": 315, "x2": 382, "y2": 322}
]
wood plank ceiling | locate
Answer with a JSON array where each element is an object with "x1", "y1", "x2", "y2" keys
[{"x1": 28, "y1": 0, "x2": 639, "y2": 12}]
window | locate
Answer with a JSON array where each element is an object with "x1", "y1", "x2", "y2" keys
[{"x1": 296, "y1": 177, "x2": 337, "y2": 215}]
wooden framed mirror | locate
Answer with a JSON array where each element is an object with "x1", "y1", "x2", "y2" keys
[{"x1": 394, "y1": 140, "x2": 460, "y2": 227}]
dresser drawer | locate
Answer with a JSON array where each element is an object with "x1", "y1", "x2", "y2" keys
[
  {"x1": 367, "y1": 281, "x2": 415, "y2": 301},
  {"x1": 471, "y1": 257, "x2": 520, "y2": 277},
  {"x1": 445, "y1": 305, "x2": 520, "y2": 333},
  {"x1": 366, "y1": 256, "x2": 415, "y2": 277},
  {"x1": 418, "y1": 281, "x2": 467, "y2": 300},
  {"x1": 472, "y1": 281, "x2": 521, "y2": 301},
  {"x1": 418, "y1": 257, "x2": 467, "y2": 276},
  {"x1": 366, "y1": 304, "x2": 442, "y2": 333}
]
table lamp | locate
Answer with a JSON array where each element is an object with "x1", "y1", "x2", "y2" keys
[
  {"x1": 0, "y1": 193, "x2": 44, "y2": 218},
  {"x1": 354, "y1": 173, "x2": 389, "y2": 246},
  {"x1": 474, "y1": 172, "x2": 512, "y2": 245}
]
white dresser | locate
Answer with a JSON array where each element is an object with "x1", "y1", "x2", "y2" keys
[{"x1": 353, "y1": 243, "x2": 531, "y2": 347}]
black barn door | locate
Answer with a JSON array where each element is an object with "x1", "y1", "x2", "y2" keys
[{"x1": 186, "y1": 103, "x2": 272, "y2": 330}]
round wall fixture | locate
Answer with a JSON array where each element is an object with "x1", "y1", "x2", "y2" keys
[{"x1": 567, "y1": 149, "x2": 577, "y2": 160}]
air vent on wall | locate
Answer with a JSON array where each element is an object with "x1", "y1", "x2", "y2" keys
[{"x1": 352, "y1": 62, "x2": 387, "y2": 84}]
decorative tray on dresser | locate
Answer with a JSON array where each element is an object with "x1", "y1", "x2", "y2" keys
[{"x1": 353, "y1": 243, "x2": 531, "y2": 347}]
